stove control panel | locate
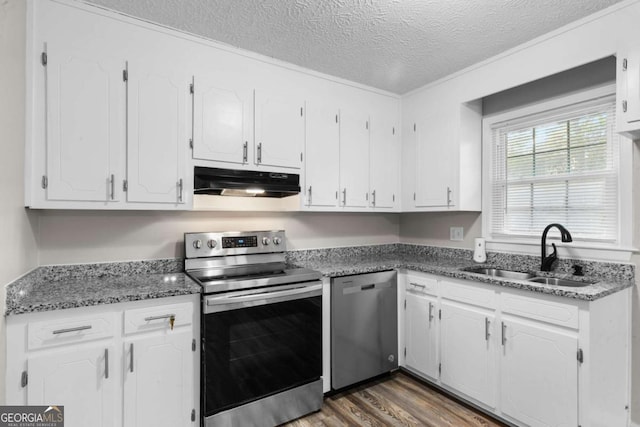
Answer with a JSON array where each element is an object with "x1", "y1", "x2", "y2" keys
[{"x1": 184, "y1": 230, "x2": 286, "y2": 258}]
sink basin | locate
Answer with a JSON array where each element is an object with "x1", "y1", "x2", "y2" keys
[
  {"x1": 464, "y1": 267, "x2": 535, "y2": 281},
  {"x1": 528, "y1": 277, "x2": 594, "y2": 287}
]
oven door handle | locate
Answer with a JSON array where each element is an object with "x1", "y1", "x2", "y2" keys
[{"x1": 204, "y1": 282, "x2": 322, "y2": 313}]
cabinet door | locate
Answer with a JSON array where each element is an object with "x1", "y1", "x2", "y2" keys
[
  {"x1": 45, "y1": 43, "x2": 124, "y2": 202},
  {"x1": 305, "y1": 102, "x2": 339, "y2": 207},
  {"x1": 440, "y1": 301, "x2": 496, "y2": 409},
  {"x1": 500, "y1": 318, "x2": 578, "y2": 427},
  {"x1": 254, "y1": 89, "x2": 304, "y2": 169},
  {"x1": 404, "y1": 292, "x2": 438, "y2": 380},
  {"x1": 28, "y1": 345, "x2": 117, "y2": 427},
  {"x1": 414, "y1": 117, "x2": 454, "y2": 207},
  {"x1": 369, "y1": 116, "x2": 398, "y2": 209},
  {"x1": 618, "y1": 51, "x2": 640, "y2": 126},
  {"x1": 339, "y1": 109, "x2": 370, "y2": 208},
  {"x1": 124, "y1": 329, "x2": 194, "y2": 427},
  {"x1": 192, "y1": 76, "x2": 253, "y2": 165},
  {"x1": 127, "y1": 61, "x2": 188, "y2": 204}
]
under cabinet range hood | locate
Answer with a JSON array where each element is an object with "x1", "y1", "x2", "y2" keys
[{"x1": 194, "y1": 166, "x2": 300, "y2": 198}]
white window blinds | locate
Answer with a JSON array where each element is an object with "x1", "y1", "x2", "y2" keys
[{"x1": 490, "y1": 98, "x2": 618, "y2": 243}]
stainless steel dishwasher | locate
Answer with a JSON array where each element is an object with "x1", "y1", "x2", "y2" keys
[{"x1": 331, "y1": 270, "x2": 398, "y2": 390}]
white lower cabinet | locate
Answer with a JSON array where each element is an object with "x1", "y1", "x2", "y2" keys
[
  {"x1": 440, "y1": 301, "x2": 496, "y2": 409},
  {"x1": 5, "y1": 295, "x2": 199, "y2": 427},
  {"x1": 500, "y1": 317, "x2": 578, "y2": 427},
  {"x1": 399, "y1": 271, "x2": 631, "y2": 427},
  {"x1": 404, "y1": 291, "x2": 438, "y2": 380},
  {"x1": 28, "y1": 345, "x2": 117, "y2": 427}
]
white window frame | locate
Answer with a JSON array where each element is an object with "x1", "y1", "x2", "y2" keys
[{"x1": 482, "y1": 83, "x2": 635, "y2": 262}]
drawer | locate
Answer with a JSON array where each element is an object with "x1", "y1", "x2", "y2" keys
[
  {"x1": 440, "y1": 279, "x2": 497, "y2": 309},
  {"x1": 124, "y1": 302, "x2": 193, "y2": 335},
  {"x1": 501, "y1": 291, "x2": 579, "y2": 329},
  {"x1": 405, "y1": 274, "x2": 438, "y2": 296},
  {"x1": 28, "y1": 312, "x2": 116, "y2": 350}
]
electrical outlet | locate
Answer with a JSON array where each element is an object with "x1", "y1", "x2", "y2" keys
[{"x1": 450, "y1": 226, "x2": 464, "y2": 241}]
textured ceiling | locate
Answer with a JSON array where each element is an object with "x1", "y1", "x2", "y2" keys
[{"x1": 86, "y1": 0, "x2": 625, "y2": 94}]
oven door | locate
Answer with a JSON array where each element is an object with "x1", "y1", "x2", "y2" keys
[{"x1": 202, "y1": 282, "x2": 323, "y2": 417}]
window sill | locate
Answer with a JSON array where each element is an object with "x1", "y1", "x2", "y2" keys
[{"x1": 485, "y1": 238, "x2": 637, "y2": 263}]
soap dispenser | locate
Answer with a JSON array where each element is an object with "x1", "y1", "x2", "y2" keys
[{"x1": 473, "y1": 238, "x2": 487, "y2": 263}]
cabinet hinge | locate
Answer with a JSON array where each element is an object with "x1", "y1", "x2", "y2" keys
[
  {"x1": 41, "y1": 175, "x2": 48, "y2": 189},
  {"x1": 122, "y1": 179, "x2": 128, "y2": 192},
  {"x1": 577, "y1": 348, "x2": 584, "y2": 364},
  {"x1": 40, "y1": 52, "x2": 47, "y2": 66},
  {"x1": 438, "y1": 363, "x2": 441, "y2": 376},
  {"x1": 192, "y1": 339, "x2": 196, "y2": 352},
  {"x1": 439, "y1": 309, "x2": 441, "y2": 320},
  {"x1": 122, "y1": 69, "x2": 128, "y2": 82},
  {"x1": 190, "y1": 83, "x2": 194, "y2": 94},
  {"x1": 21, "y1": 371, "x2": 28, "y2": 388},
  {"x1": 189, "y1": 138, "x2": 193, "y2": 149},
  {"x1": 191, "y1": 409, "x2": 196, "y2": 422}
]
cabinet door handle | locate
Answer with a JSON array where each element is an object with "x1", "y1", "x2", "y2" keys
[
  {"x1": 178, "y1": 179, "x2": 183, "y2": 202},
  {"x1": 109, "y1": 174, "x2": 115, "y2": 200},
  {"x1": 307, "y1": 186, "x2": 312, "y2": 206},
  {"x1": 623, "y1": 100, "x2": 628, "y2": 113},
  {"x1": 342, "y1": 188, "x2": 347, "y2": 206},
  {"x1": 129, "y1": 343, "x2": 134, "y2": 373},
  {"x1": 485, "y1": 318, "x2": 490, "y2": 341},
  {"x1": 52, "y1": 325, "x2": 92, "y2": 335},
  {"x1": 372, "y1": 190, "x2": 376, "y2": 207},
  {"x1": 144, "y1": 314, "x2": 176, "y2": 322},
  {"x1": 501, "y1": 322, "x2": 507, "y2": 346},
  {"x1": 104, "y1": 348, "x2": 109, "y2": 379},
  {"x1": 242, "y1": 141, "x2": 248, "y2": 163},
  {"x1": 428, "y1": 302, "x2": 434, "y2": 322},
  {"x1": 257, "y1": 143, "x2": 262, "y2": 163}
]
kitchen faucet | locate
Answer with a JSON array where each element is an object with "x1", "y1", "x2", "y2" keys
[{"x1": 540, "y1": 223, "x2": 572, "y2": 271}]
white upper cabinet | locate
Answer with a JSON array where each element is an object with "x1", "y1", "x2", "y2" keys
[
  {"x1": 44, "y1": 42, "x2": 124, "y2": 203},
  {"x1": 254, "y1": 89, "x2": 304, "y2": 170},
  {"x1": 617, "y1": 50, "x2": 640, "y2": 138},
  {"x1": 369, "y1": 115, "x2": 399, "y2": 209},
  {"x1": 126, "y1": 60, "x2": 189, "y2": 205},
  {"x1": 192, "y1": 75, "x2": 253, "y2": 166},
  {"x1": 305, "y1": 102, "x2": 340, "y2": 207},
  {"x1": 339, "y1": 109, "x2": 370, "y2": 208},
  {"x1": 402, "y1": 97, "x2": 482, "y2": 212}
]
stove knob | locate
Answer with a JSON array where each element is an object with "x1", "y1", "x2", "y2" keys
[
  {"x1": 193, "y1": 239, "x2": 202, "y2": 249},
  {"x1": 207, "y1": 239, "x2": 217, "y2": 249},
  {"x1": 272, "y1": 237, "x2": 282, "y2": 245},
  {"x1": 262, "y1": 237, "x2": 271, "y2": 246}
]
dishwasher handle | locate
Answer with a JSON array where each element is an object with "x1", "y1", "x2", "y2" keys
[{"x1": 342, "y1": 281, "x2": 393, "y2": 295}]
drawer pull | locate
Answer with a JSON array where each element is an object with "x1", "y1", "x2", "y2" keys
[
  {"x1": 52, "y1": 325, "x2": 92, "y2": 335},
  {"x1": 409, "y1": 282, "x2": 426, "y2": 289},
  {"x1": 145, "y1": 314, "x2": 176, "y2": 330}
]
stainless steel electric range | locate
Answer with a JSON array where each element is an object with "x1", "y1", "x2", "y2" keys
[{"x1": 184, "y1": 230, "x2": 323, "y2": 427}]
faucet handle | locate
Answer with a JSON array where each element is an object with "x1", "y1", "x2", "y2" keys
[{"x1": 572, "y1": 264, "x2": 584, "y2": 276}]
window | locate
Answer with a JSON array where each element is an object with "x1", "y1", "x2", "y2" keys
[{"x1": 487, "y1": 92, "x2": 620, "y2": 245}]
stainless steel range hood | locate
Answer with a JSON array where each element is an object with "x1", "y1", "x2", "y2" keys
[{"x1": 194, "y1": 167, "x2": 300, "y2": 198}]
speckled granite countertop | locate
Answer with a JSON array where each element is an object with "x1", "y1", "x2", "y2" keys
[
  {"x1": 5, "y1": 259, "x2": 201, "y2": 316},
  {"x1": 286, "y1": 245, "x2": 634, "y2": 301}
]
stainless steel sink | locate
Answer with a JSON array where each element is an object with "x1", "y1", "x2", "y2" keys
[
  {"x1": 527, "y1": 277, "x2": 594, "y2": 287},
  {"x1": 464, "y1": 267, "x2": 535, "y2": 281}
]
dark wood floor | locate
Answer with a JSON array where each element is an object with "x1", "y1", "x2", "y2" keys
[{"x1": 282, "y1": 372, "x2": 507, "y2": 427}]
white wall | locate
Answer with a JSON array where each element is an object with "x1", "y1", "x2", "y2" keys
[
  {"x1": 399, "y1": 212, "x2": 481, "y2": 249},
  {"x1": 37, "y1": 210, "x2": 399, "y2": 264},
  {"x1": 0, "y1": 0, "x2": 39, "y2": 404}
]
